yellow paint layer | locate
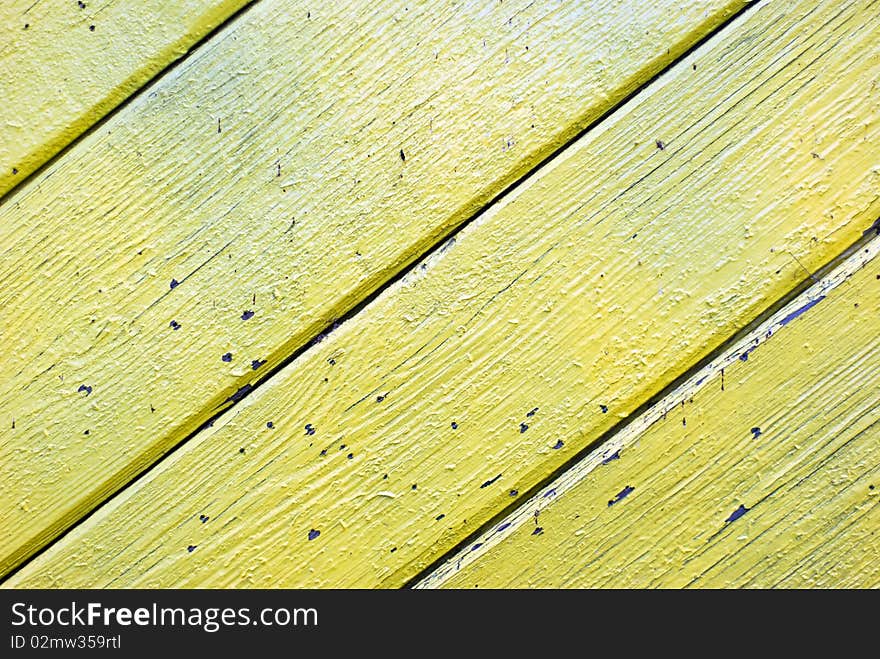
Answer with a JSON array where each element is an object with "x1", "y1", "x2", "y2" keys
[
  {"x1": 0, "y1": 0, "x2": 251, "y2": 198},
  {"x1": 7, "y1": 0, "x2": 879, "y2": 588},
  {"x1": 439, "y1": 244, "x2": 880, "y2": 589},
  {"x1": 0, "y1": 0, "x2": 746, "y2": 576}
]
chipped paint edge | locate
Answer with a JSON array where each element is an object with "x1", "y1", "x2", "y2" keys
[{"x1": 413, "y1": 230, "x2": 880, "y2": 589}]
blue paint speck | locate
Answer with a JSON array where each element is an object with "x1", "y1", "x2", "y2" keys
[
  {"x1": 221, "y1": 352, "x2": 233, "y2": 362},
  {"x1": 726, "y1": 504, "x2": 750, "y2": 523},
  {"x1": 608, "y1": 485, "x2": 634, "y2": 506},
  {"x1": 532, "y1": 527, "x2": 543, "y2": 536},
  {"x1": 471, "y1": 543, "x2": 483, "y2": 551},
  {"x1": 552, "y1": 440, "x2": 564, "y2": 450},
  {"x1": 519, "y1": 422, "x2": 529, "y2": 433},
  {"x1": 750, "y1": 426, "x2": 761, "y2": 439},
  {"x1": 599, "y1": 404, "x2": 608, "y2": 413},
  {"x1": 77, "y1": 384, "x2": 92, "y2": 395},
  {"x1": 170, "y1": 279, "x2": 179, "y2": 289},
  {"x1": 308, "y1": 529, "x2": 320, "y2": 541},
  {"x1": 779, "y1": 296, "x2": 824, "y2": 326},
  {"x1": 602, "y1": 450, "x2": 620, "y2": 464},
  {"x1": 543, "y1": 488, "x2": 557, "y2": 498},
  {"x1": 241, "y1": 310, "x2": 255, "y2": 321},
  {"x1": 496, "y1": 522, "x2": 511, "y2": 532}
]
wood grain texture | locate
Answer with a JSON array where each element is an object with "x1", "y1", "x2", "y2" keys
[
  {"x1": 433, "y1": 239, "x2": 880, "y2": 588},
  {"x1": 0, "y1": 0, "x2": 251, "y2": 198},
  {"x1": 6, "y1": 0, "x2": 879, "y2": 588},
  {"x1": 0, "y1": 0, "x2": 746, "y2": 576},
  {"x1": 413, "y1": 231, "x2": 880, "y2": 588}
]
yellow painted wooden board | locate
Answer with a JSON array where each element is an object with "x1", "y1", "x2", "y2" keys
[
  {"x1": 434, "y1": 241, "x2": 880, "y2": 589},
  {"x1": 7, "y1": 0, "x2": 879, "y2": 588},
  {"x1": 0, "y1": 0, "x2": 251, "y2": 198},
  {"x1": 0, "y1": 0, "x2": 747, "y2": 576}
]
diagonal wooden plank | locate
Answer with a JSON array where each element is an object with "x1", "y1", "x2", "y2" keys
[
  {"x1": 423, "y1": 236, "x2": 880, "y2": 589},
  {"x1": 0, "y1": 0, "x2": 748, "y2": 576},
  {"x1": 6, "y1": 0, "x2": 878, "y2": 588},
  {"x1": 0, "y1": 0, "x2": 252, "y2": 199}
]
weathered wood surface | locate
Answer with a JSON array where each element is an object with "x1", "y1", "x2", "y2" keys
[
  {"x1": 0, "y1": 0, "x2": 251, "y2": 198},
  {"x1": 428, "y1": 237, "x2": 880, "y2": 588},
  {"x1": 6, "y1": 0, "x2": 878, "y2": 588},
  {"x1": 0, "y1": 0, "x2": 746, "y2": 576}
]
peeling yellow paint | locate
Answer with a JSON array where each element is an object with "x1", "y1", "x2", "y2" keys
[
  {"x1": 6, "y1": 0, "x2": 879, "y2": 588},
  {"x1": 438, "y1": 246, "x2": 880, "y2": 589},
  {"x1": 0, "y1": 0, "x2": 745, "y2": 576},
  {"x1": 0, "y1": 0, "x2": 250, "y2": 197}
]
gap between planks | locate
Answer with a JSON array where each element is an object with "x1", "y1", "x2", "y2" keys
[{"x1": 412, "y1": 223, "x2": 880, "y2": 589}]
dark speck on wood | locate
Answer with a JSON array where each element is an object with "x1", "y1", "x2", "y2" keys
[
  {"x1": 519, "y1": 422, "x2": 528, "y2": 433},
  {"x1": 526, "y1": 407, "x2": 539, "y2": 417},
  {"x1": 304, "y1": 424, "x2": 316, "y2": 435},
  {"x1": 601, "y1": 450, "x2": 620, "y2": 464},
  {"x1": 224, "y1": 383, "x2": 253, "y2": 405},
  {"x1": 251, "y1": 359, "x2": 266, "y2": 370},
  {"x1": 307, "y1": 529, "x2": 320, "y2": 541},
  {"x1": 187, "y1": 545, "x2": 197, "y2": 553},
  {"x1": 552, "y1": 440, "x2": 564, "y2": 450},
  {"x1": 532, "y1": 527, "x2": 543, "y2": 536},
  {"x1": 599, "y1": 404, "x2": 608, "y2": 413},
  {"x1": 266, "y1": 421, "x2": 274, "y2": 429},
  {"x1": 169, "y1": 320, "x2": 181, "y2": 330},
  {"x1": 451, "y1": 421, "x2": 458, "y2": 429},
  {"x1": 170, "y1": 279, "x2": 179, "y2": 289},
  {"x1": 77, "y1": 384, "x2": 92, "y2": 395},
  {"x1": 656, "y1": 139, "x2": 665, "y2": 150},
  {"x1": 480, "y1": 473, "x2": 502, "y2": 489},
  {"x1": 241, "y1": 310, "x2": 254, "y2": 321},
  {"x1": 608, "y1": 485, "x2": 634, "y2": 506},
  {"x1": 399, "y1": 149, "x2": 406, "y2": 162},
  {"x1": 725, "y1": 504, "x2": 750, "y2": 523},
  {"x1": 751, "y1": 426, "x2": 762, "y2": 439},
  {"x1": 222, "y1": 352, "x2": 233, "y2": 362}
]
